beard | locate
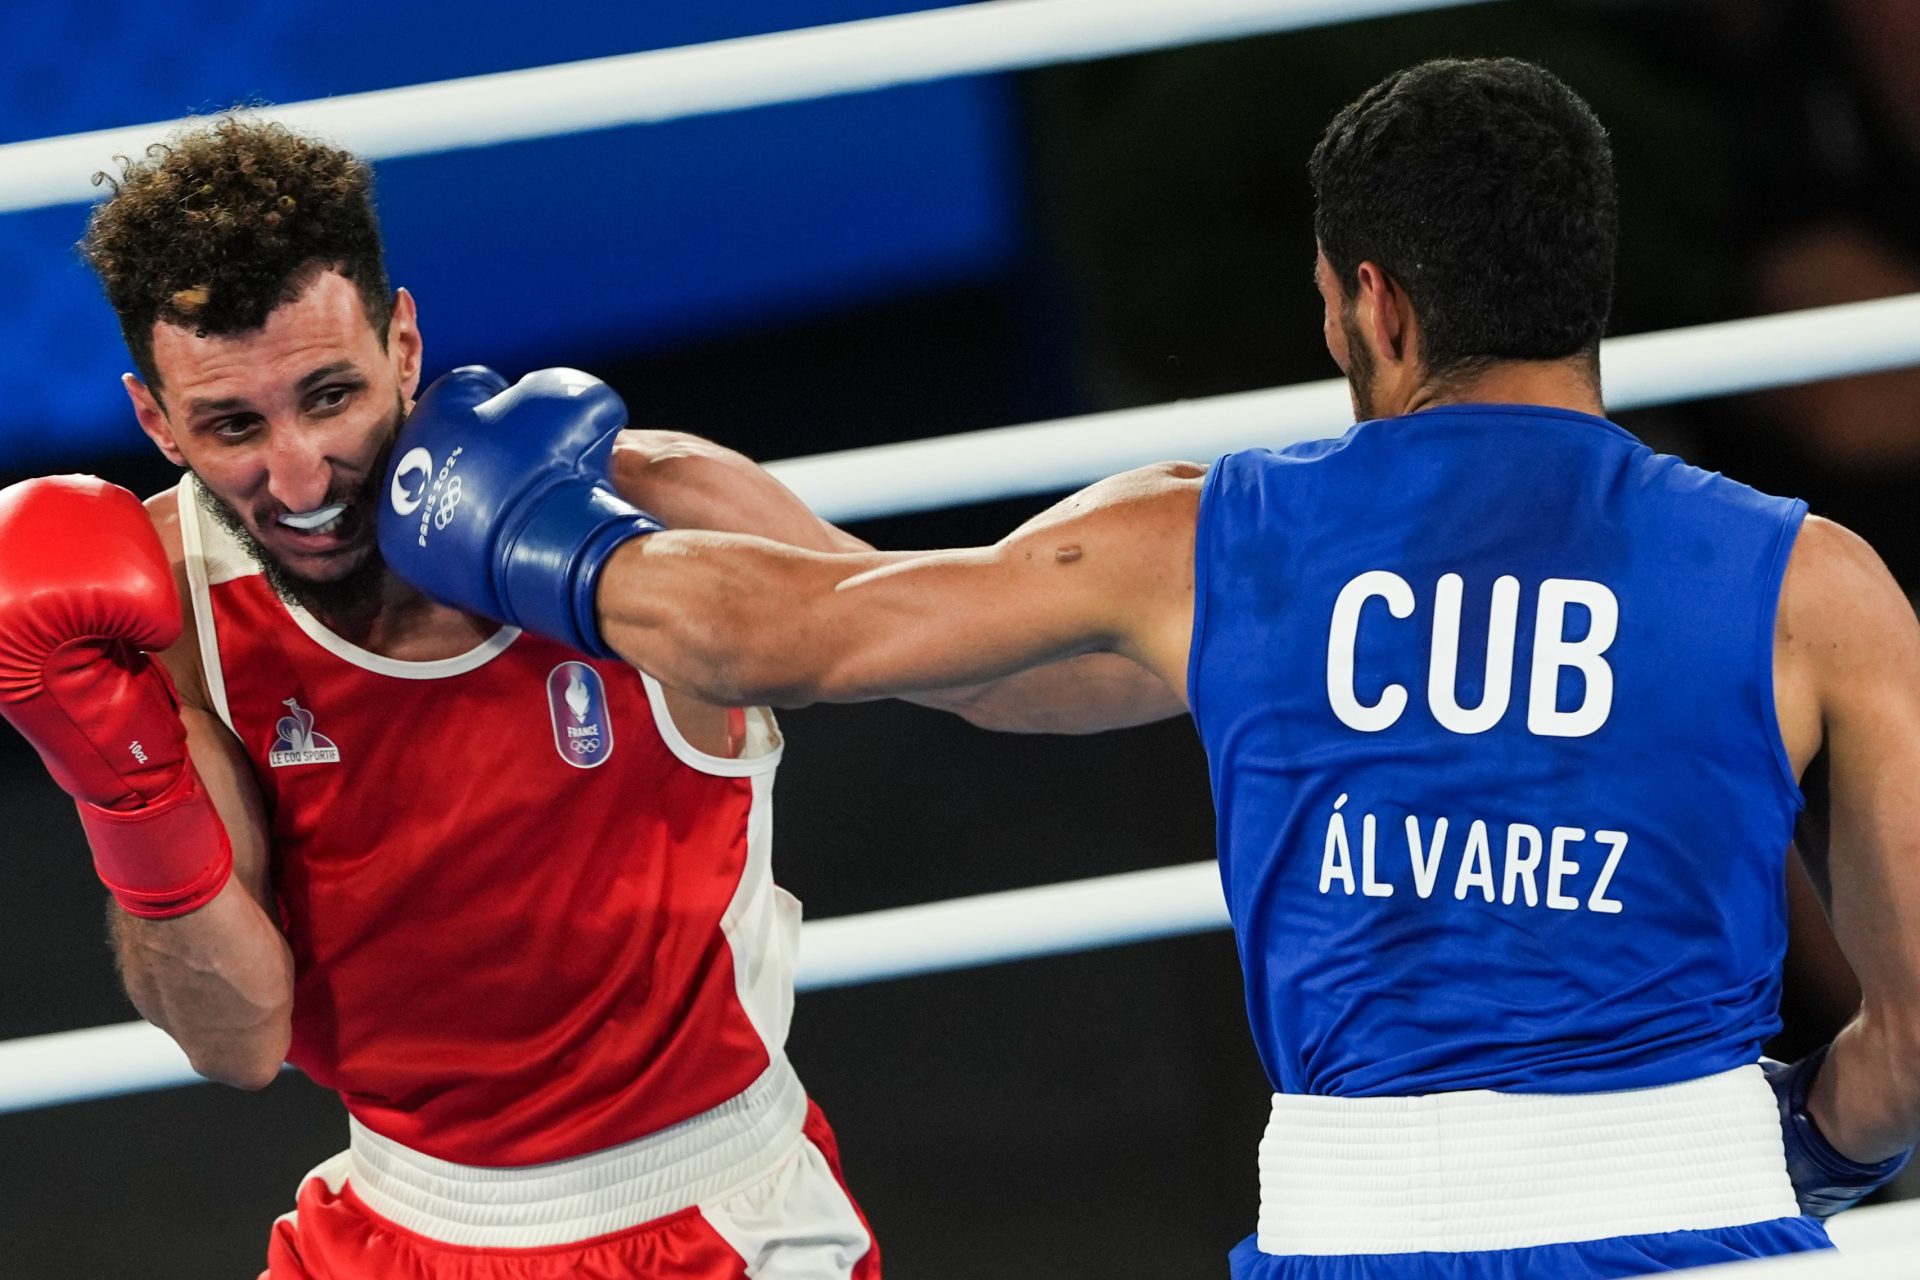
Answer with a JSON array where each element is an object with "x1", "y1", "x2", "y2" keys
[
  {"x1": 194, "y1": 399, "x2": 403, "y2": 622},
  {"x1": 1340, "y1": 306, "x2": 1379, "y2": 421}
]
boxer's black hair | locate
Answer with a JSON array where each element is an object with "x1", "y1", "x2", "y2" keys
[
  {"x1": 1310, "y1": 58, "x2": 1617, "y2": 385},
  {"x1": 80, "y1": 115, "x2": 393, "y2": 398}
]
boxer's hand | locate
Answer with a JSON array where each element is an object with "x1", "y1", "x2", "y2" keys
[
  {"x1": 379, "y1": 367, "x2": 662, "y2": 657},
  {"x1": 1767, "y1": 1047, "x2": 1914, "y2": 1218},
  {"x1": 0, "y1": 476, "x2": 232, "y2": 917}
]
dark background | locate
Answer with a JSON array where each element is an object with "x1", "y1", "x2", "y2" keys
[{"x1": 4, "y1": 1, "x2": 1920, "y2": 1276}]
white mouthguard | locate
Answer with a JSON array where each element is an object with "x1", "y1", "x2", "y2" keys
[{"x1": 278, "y1": 503, "x2": 349, "y2": 531}]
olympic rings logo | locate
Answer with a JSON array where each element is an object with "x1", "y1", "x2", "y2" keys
[
  {"x1": 432, "y1": 475, "x2": 465, "y2": 530},
  {"x1": 569, "y1": 737, "x2": 603, "y2": 754}
]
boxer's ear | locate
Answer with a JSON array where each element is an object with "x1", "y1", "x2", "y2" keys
[
  {"x1": 388, "y1": 288, "x2": 423, "y2": 402},
  {"x1": 125, "y1": 374, "x2": 187, "y2": 467}
]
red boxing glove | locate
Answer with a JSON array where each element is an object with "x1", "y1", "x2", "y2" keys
[{"x1": 0, "y1": 476, "x2": 232, "y2": 918}]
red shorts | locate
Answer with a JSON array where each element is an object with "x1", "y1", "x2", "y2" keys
[{"x1": 263, "y1": 1100, "x2": 879, "y2": 1280}]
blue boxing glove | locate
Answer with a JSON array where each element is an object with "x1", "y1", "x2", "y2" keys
[
  {"x1": 1766, "y1": 1046, "x2": 1913, "y2": 1218},
  {"x1": 378, "y1": 366, "x2": 661, "y2": 657}
]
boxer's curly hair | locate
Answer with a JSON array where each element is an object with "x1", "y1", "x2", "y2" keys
[{"x1": 80, "y1": 115, "x2": 393, "y2": 397}]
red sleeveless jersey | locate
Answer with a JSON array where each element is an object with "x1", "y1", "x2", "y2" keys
[{"x1": 176, "y1": 477, "x2": 800, "y2": 1166}]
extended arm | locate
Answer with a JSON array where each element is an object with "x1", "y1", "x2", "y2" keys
[
  {"x1": 595, "y1": 462, "x2": 1202, "y2": 710},
  {"x1": 912, "y1": 650, "x2": 1184, "y2": 734},
  {"x1": 376, "y1": 370, "x2": 1191, "y2": 724},
  {"x1": 1776, "y1": 517, "x2": 1920, "y2": 1181},
  {"x1": 607, "y1": 429, "x2": 1186, "y2": 732}
]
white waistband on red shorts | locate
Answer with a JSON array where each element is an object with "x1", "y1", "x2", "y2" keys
[
  {"x1": 1256, "y1": 1064, "x2": 1801, "y2": 1256},
  {"x1": 344, "y1": 1055, "x2": 807, "y2": 1249}
]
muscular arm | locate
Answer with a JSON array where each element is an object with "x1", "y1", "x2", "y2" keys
[
  {"x1": 1777, "y1": 516, "x2": 1920, "y2": 1162},
  {"x1": 595, "y1": 462, "x2": 1201, "y2": 711},
  {"x1": 111, "y1": 704, "x2": 293, "y2": 1089},
  {"x1": 911, "y1": 650, "x2": 1184, "y2": 735},
  {"x1": 609, "y1": 430, "x2": 869, "y2": 555},
  {"x1": 110, "y1": 496, "x2": 293, "y2": 1089},
  {"x1": 607, "y1": 429, "x2": 1187, "y2": 731}
]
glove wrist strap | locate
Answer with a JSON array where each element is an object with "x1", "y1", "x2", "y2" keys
[
  {"x1": 1774, "y1": 1042, "x2": 1915, "y2": 1218},
  {"x1": 79, "y1": 764, "x2": 234, "y2": 919},
  {"x1": 502, "y1": 483, "x2": 661, "y2": 659}
]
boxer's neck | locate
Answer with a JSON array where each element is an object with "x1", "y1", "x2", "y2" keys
[{"x1": 316, "y1": 572, "x2": 501, "y2": 660}]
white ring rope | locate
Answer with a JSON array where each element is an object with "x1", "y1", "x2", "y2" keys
[
  {"x1": 767, "y1": 292, "x2": 1920, "y2": 523},
  {"x1": 0, "y1": 297, "x2": 1916, "y2": 1113},
  {"x1": 5, "y1": 294, "x2": 1920, "y2": 1113},
  {"x1": 0, "y1": 861, "x2": 1228, "y2": 1114},
  {"x1": 0, "y1": 0, "x2": 1482, "y2": 215},
  {"x1": 5, "y1": 34, "x2": 1920, "y2": 1261}
]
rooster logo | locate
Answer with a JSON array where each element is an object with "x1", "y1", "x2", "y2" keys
[{"x1": 268, "y1": 698, "x2": 341, "y2": 768}]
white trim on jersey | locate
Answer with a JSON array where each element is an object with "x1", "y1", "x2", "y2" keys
[
  {"x1": 279, "y1": 602, "x2": 520, "y2": 680},
  {"x1": 639, "y1": 670, "x2": 784, "y2": 778},
  {"x1": 178, "y1": 474, "x2": 521, "y2": 684},
  {"x1": 724, "y1": 771, "x2": 802, "y2": 1060},
  {"x1": 175, "y1": 475, "x2": 238, "y2": 734},
  {"x1": 634, "y1": 673, "x2": 800, "y2": 1058}
]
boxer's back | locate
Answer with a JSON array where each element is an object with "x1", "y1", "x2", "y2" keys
[
  {"x1": 1190, "y1": 403, "x2": 1806, "y2": 1097},
  {"x1": 174, "y1": 474, "x2": 797, "y2": 1166}
]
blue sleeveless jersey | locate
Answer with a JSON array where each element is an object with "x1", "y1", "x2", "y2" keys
[{"x1": 1190, "y1": 404, "x2": 1806, "y2": 1097}]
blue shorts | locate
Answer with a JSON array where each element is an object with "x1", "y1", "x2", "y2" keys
[{"x1": 1229, "y1": 1216, "x2": 1833, "y2": 1278}]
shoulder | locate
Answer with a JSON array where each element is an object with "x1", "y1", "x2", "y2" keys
[
  {"x1": 1637, "y1": 446, "x2": 1800, "y2": 515},
  {"x1": 1046, "y1": 461, "x2": 1207, "y2": 528},
  {"x1": 998, "y1": 464, "x2": 1205, "y2": 629},
  {"x1": 142, "y1": 484, "x2": 212, "y2": 711},
  {"x1": 1192, "y1": 442, "x2": 1342, "y2": 508},
  {"x1": 1780, "y1": 516, "x2": 1920, "y2": 699},
  {"x1": 994, "y1": 463, "x2": 1205, "y2": 578},
  {"x1": 1114, "y1": 459, "x2": 1209, "y2": 488},
  {"x1": 1113, "y1": 459, "x2": 1209, "y2": 485},
  {"x1": 1782, "y1": 517, "x2": 1905, "y2": 636}
]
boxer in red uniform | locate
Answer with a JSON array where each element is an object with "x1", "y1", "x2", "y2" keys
[{"x1": 0, "y1": 116, "x2": 1037, "y2": 1279}]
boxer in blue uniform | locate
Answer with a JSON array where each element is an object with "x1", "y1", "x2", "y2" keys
[{"x1": 381, "y1": 59, "x2": 1919, "y2": 1277}]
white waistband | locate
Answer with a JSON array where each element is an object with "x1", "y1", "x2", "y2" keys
[
  {"x1": 346, "y1": 1056, "x2": 808, "y2": 1248},
  {"x1": 1257, "y1": 1065, "x2": 1801, "y2": 1256}
]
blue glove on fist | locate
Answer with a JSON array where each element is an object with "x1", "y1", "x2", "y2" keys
[
  {"x1": 378, "y1": 366, "x2": 661, "y2": 657},
  {"x1": 1766, "y1": 1045, "x2": 1913, "y2": 1219}
]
